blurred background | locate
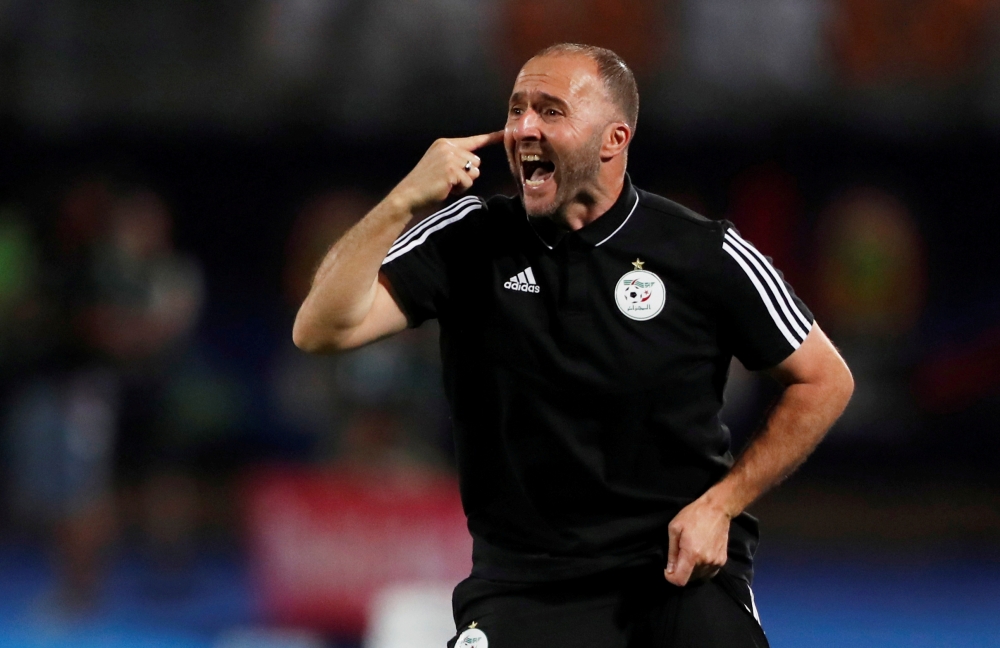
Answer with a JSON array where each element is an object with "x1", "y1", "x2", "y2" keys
[{"x1": 1, "y1": 0, "x2": 1000, "y2": 646}]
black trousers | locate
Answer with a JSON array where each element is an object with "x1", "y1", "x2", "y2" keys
[{"x1": 447, "y1": 567, "x2": 769, "y2": 648}]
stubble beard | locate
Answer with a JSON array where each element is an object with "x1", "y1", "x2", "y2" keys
[{"x1": 509, "y1": 130, "x2": 604, "y2": 223}]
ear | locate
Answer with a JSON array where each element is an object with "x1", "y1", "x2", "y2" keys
[{"x1": 601, "y1": 122, "x2": 632, "y2": 160}]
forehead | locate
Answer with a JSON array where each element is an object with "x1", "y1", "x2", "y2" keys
[{"x1": 510, "y1": 54, "x2": 604, "y2": 103}]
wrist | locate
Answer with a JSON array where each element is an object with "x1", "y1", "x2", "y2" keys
[
  {"x1": 698, "y1": 484, "x2": 741, "y2": 520},
  {"x1": 383, "y1": 188, "x2": 419, "y2": 222}
]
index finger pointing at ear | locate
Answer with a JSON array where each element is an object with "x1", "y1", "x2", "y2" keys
[{"x1": 452, "y1": 130, "x2": 505, "y2": 151}]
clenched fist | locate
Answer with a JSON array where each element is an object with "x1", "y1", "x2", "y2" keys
[
  {"x1": 664, "y1": 496, "x2": 732, "y2": 587},
  {"x1": 389, "y1": 131, "x2": 505, "y2": 213}
]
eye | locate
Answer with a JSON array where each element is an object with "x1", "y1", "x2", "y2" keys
[{"x1": 509, "y1": 106, "x2": 523, "y2": 116}]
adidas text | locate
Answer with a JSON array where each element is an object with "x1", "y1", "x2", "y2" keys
[{"x1": 504, "y1": 281, "x2": 540, "y2": 293}]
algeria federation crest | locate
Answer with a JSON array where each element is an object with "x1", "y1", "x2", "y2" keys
[
  {"x1": 615, "y1": 259, "x2": 665, "y2": 321},
  {"x1": 456, "y1": 625, "x2": 488, "y2": 648}
]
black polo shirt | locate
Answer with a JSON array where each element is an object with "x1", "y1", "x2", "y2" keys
[{"x1": 380, "y1": 174, "x2": 813, "y2": 584}]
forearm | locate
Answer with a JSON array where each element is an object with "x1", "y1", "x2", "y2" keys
[
  {"x1": 702, "y1": 364, "x2": 854, "y2": 518},
  {"x1": 292, "y1": 193, "x2": 413, "y2": 351}
]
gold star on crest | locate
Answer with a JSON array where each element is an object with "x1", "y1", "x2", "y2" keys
[
  {"x1": 632, "y1": 258, "x2": 645, "y2": 271},
  {"x1": 469, "y1": 621, "x2": 478, "y2": 629}
]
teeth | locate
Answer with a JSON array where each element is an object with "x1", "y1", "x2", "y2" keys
[
  {"x1": 525, "y1": 178, "x2": 546, "y2": 187},
  {"x1": 520, "y1": 154, "x2": 542, "y2": 162}
]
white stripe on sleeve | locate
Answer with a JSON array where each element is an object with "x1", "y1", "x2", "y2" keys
[
  {"x1": 382, "y1": 201, "x2": 482, "y2": 265},
  {"x1": 726, "y1": 230, "x2": 812, "y2": 332},
  {"x1": 724, "y1": 232, "x2": 809, "y2": 341},
  {"x1": 723, "y1": 242, "x2": 801, "y2": 349},
  {"x1": 387, "y1": 196, "x2": 482, "y2": 254}
]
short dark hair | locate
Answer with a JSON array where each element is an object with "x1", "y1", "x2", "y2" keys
[{"x1": 533, "y1": 43, "x2": 639, "y2": 133}]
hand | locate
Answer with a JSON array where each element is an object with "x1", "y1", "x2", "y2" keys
[
  {"x1": 389, "y1": 131, "x2": 505, "y2": 212},
  {"x1": 664, "y1": 496, "x2": 731, "y2": 587}
]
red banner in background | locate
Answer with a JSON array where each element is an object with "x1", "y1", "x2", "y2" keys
[{"x1": 242, "y1": 466, "x2": 471, "y2": 635}]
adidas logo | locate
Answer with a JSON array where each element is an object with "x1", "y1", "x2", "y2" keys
[{"x1": 503, "y1": 267, "x2": 540, "y2": 293}]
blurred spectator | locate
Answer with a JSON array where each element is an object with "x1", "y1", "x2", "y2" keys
[
  {"x1": 814, "y1": 187, "x2": 926, "y2": 441},
  {"x1": 3, "y1": 180, "x2": 206, "y2": 610},
  {"x1": 88, "y1": 190, "x2": 206, "y2": 587},
  {"x1": 83, "y1": 191, "x2": 203, "y2": 365},
  {"x1": 0, "y1": 205, "x2": 48, "y2": 385},
  {"x1": 4, "y1": 179, "x2": 116, "y2": 611},
  {"x1": 816, "y1": 188, "x2": 924, "y2": 338}
]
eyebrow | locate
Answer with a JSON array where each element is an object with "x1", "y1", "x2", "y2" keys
[{"x1": 508, "y1": 91, "x2": 569, "y2": 109}]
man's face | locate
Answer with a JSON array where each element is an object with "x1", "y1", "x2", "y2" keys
[{"x1": 505, "y1": 54, "x2": 613, "y2": 219}]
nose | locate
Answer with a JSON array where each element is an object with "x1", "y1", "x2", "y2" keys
[{"x1": 513, "y1": 109, "x2": 542, "y2": 141}]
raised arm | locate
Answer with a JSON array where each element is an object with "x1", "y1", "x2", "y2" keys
[
  {"x1": 292, "y1": 131, "x2": 504, "y2": 353},
  {"x1": 665, "y1": 323, "x2": 854, "y2": 586}
]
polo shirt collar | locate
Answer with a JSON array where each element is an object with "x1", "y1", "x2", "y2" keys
[{"x1": 525, "y1": 174, "x2": 639, "y2": 250}]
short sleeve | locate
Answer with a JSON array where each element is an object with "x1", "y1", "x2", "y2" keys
[
  {"x1": 379, "y1": 195, "x2": 486, "y2": 327},
  {"x1": 717, "y1": 225, "x2": 814, "y2": 370}
]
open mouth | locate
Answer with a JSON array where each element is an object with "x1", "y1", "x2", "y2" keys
[{"x1": 520, "y1": 154, "x2": 556, "y2": 188}]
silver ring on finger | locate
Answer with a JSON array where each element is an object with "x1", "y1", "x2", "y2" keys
[{"x1": 464, "y1": 160, "x2": 473, "y2": 172}]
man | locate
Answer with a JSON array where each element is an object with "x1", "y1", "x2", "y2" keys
[{"x1": 294, "y1": 43, "x2": 853, "y2": 647}]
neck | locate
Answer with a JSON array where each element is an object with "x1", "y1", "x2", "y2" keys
[{"x1": 558, "y1": 172, "x2": 625, "y2": 231}]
